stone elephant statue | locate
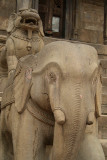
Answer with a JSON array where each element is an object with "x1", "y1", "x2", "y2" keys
[{"x1": 0, "y1": 41, "x2": 105, "y2": 160}]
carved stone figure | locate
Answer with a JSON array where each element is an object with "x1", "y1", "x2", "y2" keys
[
  {"x1": 5, "y1": 8, "x2": 44, "y2": 77},
  {"x1": 0, "y1": 35, "x2": 7, "y2": 107},
  {"x1": 0, "y1": 8, "x2": 44, "y2": 108},
  {"x1": 0, "y1": 41, "x2": 105, "y2": 160}
]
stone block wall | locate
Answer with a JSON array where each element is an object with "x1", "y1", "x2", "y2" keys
[
  {"x1": 77, "y1": 0, "x2": 104, "y2": 44},
  {"x1": 79, "y1": 0, "x2": 104, "y2": 43},
  {"x1": 0, "y1": 0, "x2": 16, "y2": 35}
]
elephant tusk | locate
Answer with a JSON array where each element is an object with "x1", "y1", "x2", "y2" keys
[
  {"x1": 86, "y1": 112, "x2": 94, "y2": 125},
  {"x1": 53, "y1": 109, "x2": 66, "y2": 125}
]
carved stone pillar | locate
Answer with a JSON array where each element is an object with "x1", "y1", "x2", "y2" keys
[
  {"x1": 73, "y1": 0, "x2": 82, "y2": 40},
  {"x1": 65, "y1": 0, "x2": 82, "y2": 40},
  {"x1": 17, "y1": 0, "x2": 30, "y2": 11},
  {"x1": 104, "y1": 0, "x2": 107, "y2": 44},
  {"x1": 32, "y1": 0, "x2": 39, "y2": 11},
  {"x1": 17, "y1": 0, "x2": 39, "y2": 12},
  {"x1": 65, "y1": 0, "x2": 73, "y2": 39}
]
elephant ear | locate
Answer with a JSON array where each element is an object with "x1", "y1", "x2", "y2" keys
[
  {"x1": 7, "y1": 13, "x2": 17, "y2": 33},
  {"x1": 38, "y1": 19, "x2": 45, "y2": 37},
  {"x1": 95, "y1": 63, "x2": 102, "y2": 118},
  {"x1": 14, "y1": 63, "x2": 32, "y2": 113}
]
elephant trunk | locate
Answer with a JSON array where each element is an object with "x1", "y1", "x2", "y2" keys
[{"x1": 52, "y1": 82, "x2": 87, "y2": 160}]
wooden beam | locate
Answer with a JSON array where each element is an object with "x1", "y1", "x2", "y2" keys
[
  {"x1": 45, "y1": 0, "x2": 54, "y2": 32},
  {"x1": 65, "y1": 0, "x2": 73, "y2": 39},
  {"x1": 73, "y1": 0, "x2": 82, "y2": 40},
  {"x1": 65, "y1": 0, "x2": 82, "y2": 40}
]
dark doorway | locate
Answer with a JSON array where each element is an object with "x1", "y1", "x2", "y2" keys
[{"x1": 39, "y1": 0, "x2": 66, "y2": 38}]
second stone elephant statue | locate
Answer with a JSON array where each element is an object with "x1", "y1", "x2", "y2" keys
[{"x1": 0, "y1": 41, "x2": 105, "y2": 160}]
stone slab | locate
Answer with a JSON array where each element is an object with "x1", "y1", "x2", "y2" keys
[
  {"x1": 102, "y1": 77, "x2": 107, "y2": 86},
  {"x1": 78, "y1": 29, "x2": 103, "y2": 44},
  {"x1": 102, "y1": 104, "x2": 107, "y2": 115},
  {"x1": 100, "y1": 139, "x2": 107, "y2": 157},
  {"x1": 102, "y1": 69, "x2": 107, "y2": 77},
  {"x1": 101, "y1": 59, "x2": 107, "y2": 69},
  {"x1": 102, "y1": 86, "x2": 107, "y2": 94},
  {"x1": 98, "y1": 115, "x2": 107, "y2": 139},
  {"x1": 102, "y1": 94, "x2": 107, "y2": 105}
]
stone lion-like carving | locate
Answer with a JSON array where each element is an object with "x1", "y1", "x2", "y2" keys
[
  {"x1": 0, "y1": 9, "x2": 45, "y2": 108},
  {"x1": 6, "y1": 8, "x2": 44, "y2": 76}
]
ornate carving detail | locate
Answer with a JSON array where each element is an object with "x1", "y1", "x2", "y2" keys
[
  {"x1": 54, "y1": 0, "x2": 62, "y2": 8},
  {"x1": 27, "y1": 99, "x2": 55, "y2": 126}
]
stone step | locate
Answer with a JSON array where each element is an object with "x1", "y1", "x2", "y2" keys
[
  {"x1": 102, "y1": 77, "x2": 107, "y2": 86},
  {"x1": 100, "y1": 139, "x2": 107, "y2": 158},
  {"x1": 102, "y1": 86, "x2": 107, "y2": 94},
  {"x1": 100, "y1": 59, "x2": 107, "y2": 69},
  {"x1": 98, "y1": 115, "x2": 107, "y2": 139},
  {"x1": 102, "y1": 93, "x2": 107, "y2": 105},
  {"x1": 102, "y1": 104, "x2": 107, "y2": 114},
  {"x1": 102, "y1": 68, "x2": 107, "y2": 77}
]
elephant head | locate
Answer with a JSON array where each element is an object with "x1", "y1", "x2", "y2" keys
[{"x1": 14, "y1": 41, "x2": 102, "y2": 160}]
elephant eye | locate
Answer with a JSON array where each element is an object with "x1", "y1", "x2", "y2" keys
[
  {"x1": 49, "y1": 72, "x2": 56, "y2": 82},
  {"x1": 92, "y1": 76, "x2": 97, "y2": 85},
  {"x1": 92, "y1": 76, "x2": 97, "y2": 96}
]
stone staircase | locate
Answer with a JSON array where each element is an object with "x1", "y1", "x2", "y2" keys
[
  {"x1": 99, "y1": 58, "x2": 107, "y2": 160},
  {"x1": 99, "y1": 115, "x2": 107, "y2": 160},
  {"x1": 101, "y1": 59, "x2": 107, "y2": 114}
]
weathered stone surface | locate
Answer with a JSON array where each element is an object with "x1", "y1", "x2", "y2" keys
[
  {"x1": 102, "y1": 68, "x2": 107, "y2": 77},
  {"x1": 77, "y1": 134, "x2": 105, "y2": 160},
  {"x1": 102, "y1": 77, "x2": 107, "y2": 86},
  {"x1": 102, "y1": 86, "x2": 107, "y2": 94},
  {"x1": 91, "y1": 44, "x2": 107, "y2": 55},
  {"x1": 78, "y1": 29, "x2": 103, "y2": 44},
  {"x1": 102, "y1": 94, "x2": 107, "y2": 105},
  {"x1": 98, "y1": 115, "x2": 107, "y2": 139},
  {"x1": 102, "y1": 104, "x2": 107, "y2": 114},
  {"x1": 100, "y1": 139, "x2": 107, "y2": 156},
  {"x1": 78, "y1": 1, "x2": 104, "y2": 44},
  {"x1": 101, "y1": 59, "x2": 107, "y2": 69},
  {"x1": 0, "y1": 0, "x2": 16, "y2": 31}
]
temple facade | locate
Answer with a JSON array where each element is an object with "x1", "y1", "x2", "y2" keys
[{"x1": 0, "y1": 0, "x2": 107, "y2": 159}]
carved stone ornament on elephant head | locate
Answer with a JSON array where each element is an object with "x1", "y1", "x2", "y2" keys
[{"x1": 0, "y1": 41, "x2": 105, "y2": 160}]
